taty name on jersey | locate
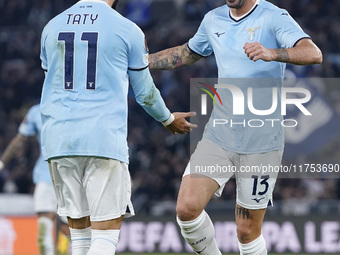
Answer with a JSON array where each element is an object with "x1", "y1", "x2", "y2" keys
[{"x1": 66, "y1": 14, "x2": 98, "y2": 25}]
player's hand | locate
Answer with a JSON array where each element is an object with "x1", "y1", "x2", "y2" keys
[
  {"x1": 0, "y1": 160, "x2": 4, "y2": 172},
  {"x1": 244, "y1": 42, "x2": 275, "y2": 62},
  {"x1": 165, "y1": 112, "x2": 197, "y2": 135}
]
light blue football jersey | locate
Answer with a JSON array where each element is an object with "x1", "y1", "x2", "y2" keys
[
  {"x1": 188, "y1": 0, "x2": 309, "y2": 154},
  {"x1": 40, "y1": 0, "x2": 168, "y2": 162},
  {"x1": 19, "y1": 104, "x2": 52, "y2": 184}
]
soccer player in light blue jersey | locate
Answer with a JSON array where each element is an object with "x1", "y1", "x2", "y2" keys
[
  {"x1": 0, "y1": 104, "x2": 70, "y2": 255},
  {"x1": 149, "y1": 0, "x2": 322, "y2": 254},
  {"x1": 40, "y1": 0, "x2": 196, "y2": 254}
]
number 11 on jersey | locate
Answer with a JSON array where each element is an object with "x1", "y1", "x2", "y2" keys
[{"x1": 58, "y1": 32, "x2": 98, "y2": 90}]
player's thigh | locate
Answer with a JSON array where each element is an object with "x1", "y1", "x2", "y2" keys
[
  {"x1": 84, "y1": 158, "x2": 134, "y2": 222},
  {"x1": 183, "y1": 139, "x2": 236, "y2": 195},
  {"x1": 178, "y1": 139, "x2": 236, "y2": 219},
  {"x1": 235, "y1": 150, "x2": 283, "y2": 210},
  {"x1": 34, "y1": 182, "x2": 57, "y2": 214},
  {"x1": 48, "y1": 157, "x2": 89, "y2": 219},
  {"x1": 177, "y1": 174, "x2": 219, "y2": 220}
]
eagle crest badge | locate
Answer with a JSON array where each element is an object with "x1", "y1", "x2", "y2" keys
[{"x1": 246, "y1": 26, "x2": 261, "y2": 41}]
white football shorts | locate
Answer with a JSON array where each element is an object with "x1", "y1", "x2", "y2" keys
[
  {"x1": 184, "y1": 139, "x2": 283, "y2": 209},
  {"x1": 34, "y1": 182, "x2": 58, "y2": 213},
  {"x1": 48, "y1": 156, "x2": 135, "y2": 221}
]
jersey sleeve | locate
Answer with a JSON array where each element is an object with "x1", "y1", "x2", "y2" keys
[
  {"x1": 127, "y1": 24, "x2": 149, "y2": 71},
  {"x1": 188, "y1": 14, "x2": 213, "y2": 57},
  {"x1": 40, "y1": 26, "x2": 48, "y2": 72},
  {"x1": 128, "y1": 68, "x2": 170, "y2": 122},
  {"x1": 272, "y1": 9, "x2": 310, "y2": 48},
  {"x1": 19, "y1": 107, "x2": 37, "y2": 137}
]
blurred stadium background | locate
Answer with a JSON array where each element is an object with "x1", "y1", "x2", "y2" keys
[{"x1": 0, "y1": 0, "x2": 340, "y2": 254}]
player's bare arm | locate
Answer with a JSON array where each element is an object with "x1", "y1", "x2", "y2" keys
[
  {"x1": 165, "y1": 112, "x2": 198, "y2": 135},
  {"x1": 149, "y1": 43, "x2": 202, "y2": 70},
  {"x1": 244, "y1": 38, "x2": 322, "y2": 65},
  {"x1": 0, "y1": 134, "x2": 27, "y2": 170}
]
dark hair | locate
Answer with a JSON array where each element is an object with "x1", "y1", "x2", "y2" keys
[{"x1": 112, "y1": 0, "x2": 119, "y2": 10}]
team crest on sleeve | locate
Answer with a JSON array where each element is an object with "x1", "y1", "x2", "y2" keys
[
  {"x1": 143, "y1": 39, "x2": 149, "y2": 65},
  {"x1": 245, "y1": 26, "x2": 261, "y2": 41},
  {"x1": 143, "y1": 54, "x2": 149, "y2": 65}
]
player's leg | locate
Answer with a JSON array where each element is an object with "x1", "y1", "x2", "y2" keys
[
  {"x1": 36, "y1": 212, "x2": 55, "y2": 255},
  {"x1": 235, "y1": 150, "x2": 282, "y2": 255},
  {"x1": 176, "y1": 139, "x2": 235, "y2": 255},
  {"x1": 49, "y1": 158, "x2": 92, "y2": 255},
  {"x1": 235, "y1": 205, "x2": 267, "y2": 254},
  {"x1": 67, "y1": 216, "x2": 91, "y2": 255},
  {"x1": 34, "y1": 182, "x2": 59, "y2": 255},
  {"x1": 177, "y1": 175, "x2": 219, "y2": 221},
  {"x1": 58, "y1": 216, "x2": 71, "y2": 237},
  {"x1": 84, "y1": 157, "x2": 134, "y2": 255},
  {"x1": 60, "y1": 222, "x2": 70, "y2": 235},
  {"x1": 84, "y1": 216, "x2": 123, "y2": 255},
  {"x1": 176, "y1": 175, "x2": 221, "y2": 255},
  {"x1": 55, "y1": 216, "x2": 71, "y2": 255}
]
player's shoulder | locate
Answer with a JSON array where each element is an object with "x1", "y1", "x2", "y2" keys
[
  {"x1": 42, "y1": 4, "x2": 72, "y2": 32},
  {"x1": 202, "y1": 4, "x2": 228, "y2": 22},
  {"x1": 206, "y1": 4, "x2": 229, "y2": 18},
  {"x1": 115, "y1": 12, "x2": 144, "y2": 34},
  {"x1": 257, "y1": 0, "x2": 289, "y2": 16},
  {"x1": 20, "y1": 104, "x2": 39, "y2": 128},
  {"x1": 27, "y1": 104, "x2": 40, "y2": 117},
  {"x1": 30, "y1": 104, "x2": 40, "y2": 112},
  {"x1": 89, "y1": 3, "x2": 144, "y2": 37}
]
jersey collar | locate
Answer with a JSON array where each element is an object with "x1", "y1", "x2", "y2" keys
[{"x1": 229, "y1": 0, "x2": 260, "y2": 22}]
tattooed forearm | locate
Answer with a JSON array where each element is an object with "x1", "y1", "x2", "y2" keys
[
  {"x1": 172, "y1": 55, "x2": 184, "y2": 68},
  {"x1": 275, "y1": 48, "x2": 290, "y2": 63},
  {"x1": 153, "y1": 58, "x2": 170, "y2": 70},
  {"x1": 271, "y1": 39, "x2": 322, "y2": 65},
  {"x1": 149, "y1": 43, "x2": 202, "y2": 70},
  {"x1": 236, "y1": 205, "x2": 250, "y2": 220}
]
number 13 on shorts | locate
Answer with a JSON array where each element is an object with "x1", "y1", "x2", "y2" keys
[{"x1": 251, "y1": 175, "x2": 269, "y2": 196}]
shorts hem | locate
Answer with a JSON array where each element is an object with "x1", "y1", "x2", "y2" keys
[
  {"x1": 57, "y1": 210, "x2": 90, "y2": 219},
  {"x1": 90, "y1": 210, "x2": 135, "y2": 221},
  {"x1": 236, "y1": 199, "x2": 271, "y2": 210},
  {"x1": 183, "y1": 167, "x2": 226, "y2": 198}
]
